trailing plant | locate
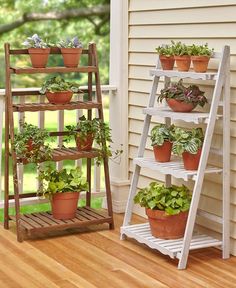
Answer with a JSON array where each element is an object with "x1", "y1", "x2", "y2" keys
[
  {"x1": 57, "y1": 36, "x2": 83, "y2": 48},
  {"x1": 134, "y1": 182, "x2": 191, "y2": 215},
  {"x1": 22, "y1": 34, "x2": 49, "y2": 48},
  {"x1": 39, "y1": 76, "x2": 82, "y2": 94},
  {"x1": 155, "y1": 44, "x2": 174, "y2": 57},
  {"x1": 151, "y1": 124, "x2": 175, "y2": 146},
  {"x1": 38, "y1": 166, "x2": 89, "y2": 199},
  {"x1": 158, "y1": 79, "x2": 207, "y2": 107},
  {"x1": 189, "y1": 43, "x2": 214, "y2": 56},
  {"x1": 171, "y1": 40, "x2": 190, "y2": 56},
  {"x1": 172, "y1": 127, "x2": 204, "y2": 155},
  {"x1": 14, "y1": 122, "x2": 53, "y2": 163}
]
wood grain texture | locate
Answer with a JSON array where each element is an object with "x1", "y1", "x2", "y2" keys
[{"x1": 1, "y1": 213, "x2": 235, "y2": 287}]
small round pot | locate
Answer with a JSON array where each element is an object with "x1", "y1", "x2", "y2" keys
[
  {"x1": 167, "y1": 99, "x2": 195, "y2": 112},
  {"x1": 153, "y1": 141, "x2": 172, "y2": 162},
  {"x1": 191, "y1": 56, "x2": 210, "y2": 73},
  {"x1": 146, "y1": 208, "x2": 188, "y2": 239},
  {"x1": 182, "y1": 148, "x2": 202, "y2": 170},
  {"x1": 51, "y1": 192, "x2": 80, "y2": 220},
  {"x1": 174, "y1": 55, "x2": 191, "y2": 72},
  {"x1": 61, "y1": 47, "x2": 83, "y2": 68},
  {"x1": 159, "y1": 56, "x2": 175, "y2": 70},
  {"x1": 46, "y1": 91, "x2": 73, "y2": 104},
  {"x1": 75, "y1": 133, "x2": 94, "y2": 151},
  {"x1": 28, "y1": 48, "x2": 50, "y2": 68}
]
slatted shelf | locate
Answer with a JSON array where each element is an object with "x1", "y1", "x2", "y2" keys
[
  {"x1": 13, "y1": 101, "x2": 102, "y2": 112},
  {"x1": 149, "y1": 69, "x2": 217, "y2": 80},
  {"x1": 143, "y1": 107, "x2": 222, "y2": 124},
  {"x1": 134, "y1": 157, "x2": 222, "y2": 181},
  {"x1": 121, "y1": 223, "x2": 222, "y2": 259},
  {"x1": 10, "y1": 207, "x2": 112, "y2": 234},
  {"x1": 10, "y1": 66, "x2": 97, "y2": 74}
]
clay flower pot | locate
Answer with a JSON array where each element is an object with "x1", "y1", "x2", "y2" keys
[
  {"x1": 146, "y1": 208, "x2": 188, "y2": 239},
  {"x1": 75, "y1": 133, "x2": 94, "y2": 151},
  {"x1": 159, "y1": 56, "x2": 175, "y2": 70},
  {"x1": 28, "y1": 48, "x2": 50, "y2": 68},
  {"x1": 191, "y1": 56, "x2": 210, "y2": 73},
  {"x1": 153, "y1": 141, "x2": 172, "y2": 162},
  {"x1": 51, "y1": 192, "x2": 79, "y2": 220},
  {"x1": 182, "y1": 148, "x2": 202, "y2": 170},
  {"x1": 174, "y1": 55, "x2": 191, "y2": 71},
  {"x1": 46, "y1": 91, "x2": 73, "y2": 104},
  {"x1": 167, "y1": 99, "x2": 195, "y2": 112},
  {"x1": 61, "y1": 47, "x2": 83, "y2": 68}
]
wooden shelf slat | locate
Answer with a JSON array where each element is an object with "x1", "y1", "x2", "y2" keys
[
  {"x1": 11, "y1": 66, "x2": 97, "y2": 74},
  {"x1": 13, "y1": 100, "x2": 102, "y2": 112}
]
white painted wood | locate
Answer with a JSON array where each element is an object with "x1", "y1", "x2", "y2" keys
[
  {"x1": 197, "y1": 209, "x2": 223, "y2": 224},
  {"x1": 150, "y1": 69, "x2": 217, "y2": 80}
]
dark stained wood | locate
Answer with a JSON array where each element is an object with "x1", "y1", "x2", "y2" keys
[
  {"x1": 13, "y1": 101, "x2": 102, "y2": 112},
  {"x1": 8, "y1": 192, "x2": 37, "y2": 200},
  {"x1": 11, "y1": 66, "x2": 97, "y2": 74},
  {"x1": 9, "y1": 47, "x2": 89, "y2": 55},
  {"x1": 10, "y1": 88, "x2": 89, "y2": 96}
]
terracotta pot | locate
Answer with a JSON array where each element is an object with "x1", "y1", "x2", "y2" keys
[
  {"x1": 182, "y1": 148, "x2": 202, "y2": 170},
  {"x1": 75, "y1": 133, "x2": 94, "y2": 151},
  {"x1": 159, "y1": 56, "x2": 175, "y2": 70},
  {"x1": 174, "y1": 55, "x2": 191, "y2": 71},
  {"x1": 21, "y1": 139, "x2": 37, "y2": 164},
  {"x1": 167, "y1": 99, "x2": 195, "y2": 112},
  {"x1": 153, "y1": 141, "x2": 172, "y2": 162},
  {"x1": 61, "y1": 47, "x2": 83, "y2": 68},
  {"x1": 191, "y1": 56, "x2": 210, "y2": 73},
  {"x1": 28, "y1": 48, "x2": 50, "y2": 68},
  {"x1": 146, "y1": 208, "x2": 188, "y2": 239},
  {"x1": 46, "y1": 91, "x2": 73, "y2": 104},
  {"x1": 51, "y1": 192, "x2": 79, "y2": 220}
]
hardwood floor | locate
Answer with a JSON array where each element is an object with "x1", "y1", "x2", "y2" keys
[{"x1": 1, "y1": 213, "x2": 236, "y2": 288}]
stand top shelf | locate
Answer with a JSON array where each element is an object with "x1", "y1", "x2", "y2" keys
[
  {"x1": 150, "y1": 69, "x2": 217, "y2": 80},
  {"x1": 10, "y1": 66, "x2": 97, "y2": 74}
]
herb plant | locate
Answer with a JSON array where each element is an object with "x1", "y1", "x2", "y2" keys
[
  {"x1": 57, "y1": 36, "x2": 83, "y2": 48},
  {"x1": 151, "y1": 124, "x2": 175, "y2": 146},
  {"x1": 172, "y1": 127, "x2": 204, "y2": 155},
  {"x1": 38, "y1": 166, "x2": 89, "y2": 198},
  {"x1": 156, "y1": 44, "x2": 174, "y2": 57},
  {"x1": 134, "y1": 182, "x2": 191, "y2": 215},
  {"x1": 22, "y1": 34, "x2": 48, "y2": 48},
  {"x1": 189, "y1": 43, "x2": 214, "y2": 56},
  {"x1": 158, "y1": 79, "x2": 207, "y2": 107},
  {"x1": 40, "y1": 76, "x2": 82, "y2": 94},
  {"x1": 171, "y1": 40, "x2": 190, "y2": 56}
]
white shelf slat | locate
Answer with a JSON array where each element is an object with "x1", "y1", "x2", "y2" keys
[
  {"x1": 121, "y1": 223, "x2": 222, "y2": 260},
  {"x1": 149, "y1": 69, "x2": 217, "y2": 80},
  {"x1": 134, "y1": 157, "x2": 222, "y2": 181}
]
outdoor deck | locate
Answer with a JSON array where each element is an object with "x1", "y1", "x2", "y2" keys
[{"x1": 1, "y1": 212, "x2": 236, "y2": 288}]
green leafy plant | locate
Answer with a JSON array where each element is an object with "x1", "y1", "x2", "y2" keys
[
  {"x1": 157, "y1": 79, "x2": 207, "y2": 107},
  {"x1": 155, "y1": 44, "x2": 174, "y2": 57},
  {"x1": 134, "y1": 182, "x2": 191, "y2": 215},
  {"x1": 189, "y1": 43, "x2": 214, "y2": 56},
  {"x1": 14, "y1": 122, "x2": 53, "y2": 163},
  {"x1": 171, "y1": 40, "x2": 190, "y2": 56},
  {"x1": 22, "y1": 34, "x2": 49, "y2": 48},
  {"x1": 39, "y1": 76, "x2": 82, "y2": 94},
  {"x1": 172, "y1": 127, "x2": 204, "y2": 155},
  {"x1": 57, "y1": 36, "x2": 83, "y2": 48},
  {"x1": 38, "y1": 166, "x2": 89, "y2": 199},
  {"x1": 151, "y1": 124, "x2": 175, "y2": 146}
]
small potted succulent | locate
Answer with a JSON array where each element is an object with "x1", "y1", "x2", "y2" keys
[
  {"x1": 189, "y1": 43, "x2": 214, "y2": 73},
  {"x1": 171, "y1": 40, "x2": 191, "y2": 72},
  {"x1": 150, "y1": 124, "x2": 175, "y2": 162},
  {"x1": 172, "y1": 127, "x2": 204, "y2": 170},
  {"x1": 155, "y1": 44, "x2": 175, "y2": 70},
  {"x1": 14, "y1": 122, "x2": 53, "y2": 164},
  {"x1": 40, "y1": 75, "x2": 82, "y2": 104},
  {"x1": 22, "y1": 34, "x2": 50, "y2": 68},
  {"x1": 57, "y1": 36, "x2": 83, "y2": 67},
  {"x1": 134, "y1": 182, "x2": 191, "y2": 239},
  {"x1": 38, "y1": 166, "x2": 89, "y2": 220},
  {"x1": 158, "y1": 79, "x2": 207, "y2": 112}
]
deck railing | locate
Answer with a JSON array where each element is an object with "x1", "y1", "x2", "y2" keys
[{"x1": 0, "y1": 85, "x2": 117, "y2": 208}]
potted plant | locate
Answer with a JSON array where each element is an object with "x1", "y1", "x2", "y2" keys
[
  {"x1": 14, "y1": 122, "x2": 53, "y2": 164},
  {"x1": 155, "y1": 44, "x2": 175, "y2": 70},
  {"x1": 172, "y1": 127, "x2": 204, "y2": 170},
  {"x1": 57, "y1": 36, "x2": 83, "y2": 68},
  {"x1": 150, "y1": 124, "x2": 175, "y2": 162},
  {"x1": 158, "y1": 79, "x2": 207, "y2": 112},
  {"x1": 40, "y1": 75, "x2": 82, "y2": 104},
  {"x1": 22, "y1": 34, "x2": 50, "y2": 68},
  {"x1": 134, "y1": 182, "x2": 191, "y2": 239},
  {"x1": 189, "y1": 43, "x2": 214, "y2": 73},
  {"x1": 38, "y1": 166, "x2": 89, "y2": 220},
  {"x1": 171, "y1": 40, "x2": 191, "y2": 72}
]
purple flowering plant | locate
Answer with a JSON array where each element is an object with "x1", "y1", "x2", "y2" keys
[
  {"x1": 157, "y1": 79, "x2": 207, "y2": 107},
  {"x1": 22, "y1": 34, "x2": 48, "y2": 48},
  {"x1": 57, "y1": 36, "x2": 83, "y2": 48}
]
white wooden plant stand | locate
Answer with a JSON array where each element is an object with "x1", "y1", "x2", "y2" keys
[{"x1": 120, "y1": 46, "x2": 230, "y2": 269}]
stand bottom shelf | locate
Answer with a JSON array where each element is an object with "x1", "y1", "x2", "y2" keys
[
  {"x1": 10, "y1": 207, "x2": 112, "y2": 235},
  {"x1": 121, "y1": 223, "x2": 222, "y2": 259}
]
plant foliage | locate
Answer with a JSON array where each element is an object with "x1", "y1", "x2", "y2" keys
[
  {"x1": 22, "y1": 34, "x2": 49, "y2": 48},
  {"x1": 150, "y1": 124, "x2": 175, "y2": 146},
  {"x1": 57, "y1": 36, "x2": 83, "y2": 48},
  {"x1": 171, "y1": 40, "x2": 190, "y2": 56},
  {"x1": 189, "y1": 43, "x2": 214, "y2": 56},
  {"x1": 155, "y1": 44, "x2": 174, "y2": 57}
]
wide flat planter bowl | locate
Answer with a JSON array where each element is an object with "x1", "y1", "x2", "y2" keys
[
  {"x1": 46, "y1": 91, "x2": 73, "y2": 104},
  {"x1": 167, "y1": 99, "x2": 195, "y2": 112}
]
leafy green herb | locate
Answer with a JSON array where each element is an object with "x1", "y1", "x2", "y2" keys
[
  {"x1": 156, "y1": 44, "x2": 174, "y2": 57},
  {"x1": 189, "y1": 43, "x2": 214, "y2": 56},
  {"x1": 151, "y1": 124, "x2": 175, "y2": 146},
  {"x1": 171, "y1": 40, "x2": 190, "y2": 56}
]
